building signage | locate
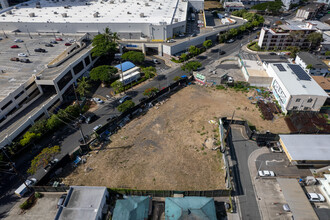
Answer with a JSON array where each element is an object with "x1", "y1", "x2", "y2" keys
[
  {"x1": 196, "y1": 73, "x2": 205, "y2": 81},
  {"x1": 272, "y1": 80, "x2": 287, "y2": 105}
]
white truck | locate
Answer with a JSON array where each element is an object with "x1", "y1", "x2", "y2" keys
[{"x1": 15, "y1": 178, "x2": 37, "y2": 197}]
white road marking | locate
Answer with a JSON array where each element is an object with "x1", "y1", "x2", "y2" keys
[{"x1": 265, "y1": 159, "x2": 284, "y2": 165}]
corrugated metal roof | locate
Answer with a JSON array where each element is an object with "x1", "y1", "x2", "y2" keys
[
  {"x1": 115, "y1": 61, "x2": 136, "y2": 72},
  {"x1": 112, "y1": 196, "x2": 150, "y2": 220},
  {"x1": 277, "y1": 178, "x2": 318, "y2": 220},
  {"x1": 165, "y1": 197, "x2": 217, "y2": 220}
]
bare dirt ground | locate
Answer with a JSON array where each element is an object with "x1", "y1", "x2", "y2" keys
[{"x1": 62, "y1": 85, "x2": 289, "y2": 190}]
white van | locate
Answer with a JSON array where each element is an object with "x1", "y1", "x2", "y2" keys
[{"x1": 15, "y1": 178, "x2": 37, "y2": 197}]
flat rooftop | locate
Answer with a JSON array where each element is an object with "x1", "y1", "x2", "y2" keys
[
  {"x1": 277, "y1": 178, "x2": 318, "y2": 220},
  {"x1": 280, "y1": 134, "x2": 330, "y2": 161},
  {"x1": 240, "y1": 53, "x2": 268, "y2": 77},
  {"x1": 1, "y1": 0, "x2": 188, "y2": 24},
  {"x1": 58, "y1": 186, "x2": 107, "y2": 220},
  {"x1": 0, "y1": 34, "x2": 76, "y2": 101},
  {"x1": 268, "y1": 63, "x2": 328, "y2": 97}
]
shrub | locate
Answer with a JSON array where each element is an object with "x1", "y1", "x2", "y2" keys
[
  {"x1": 35, "y1": 192, "x2": 43, "y2": 198},
  {"x1": 20, "y1": 196, "x2": 36, "y2": 210}
]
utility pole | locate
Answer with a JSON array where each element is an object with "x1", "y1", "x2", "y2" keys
[
  {"x1": 2, "y1": 28, "x2": 7, "y2": 38},
  {"x1": 24, "y1": 43, "x2": 30, "y2": 56},
  {"x1": 1, "y1": 148, "x2": 31, "y2": 190}
]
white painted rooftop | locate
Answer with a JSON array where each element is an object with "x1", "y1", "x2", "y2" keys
[
  {"x1": 0, "y1": 0, "x2": 188, "y2": 24},
  {"x1": 268, "y1": 63, "x2": 328, "y2": 97}
]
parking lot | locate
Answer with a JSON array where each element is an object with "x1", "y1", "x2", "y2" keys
[
  {"x1": 256, "y1": 150, "x2": 312, "y2": 178},
  {"x1": 5, "y1": 193, "x2": 63, "y2": 220},
  {"x1": 0, "y1": 33, "x2": 81, "y2": 99},
  {"x1": 305, "y1": 185, "x2": 330, "y2": 220}
]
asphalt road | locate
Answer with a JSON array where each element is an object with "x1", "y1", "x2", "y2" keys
[
  {"x1": 228, "y1": 127, "x2": 260, "y2": 220},
  {"x1": 0, "y1": 31, "x2": 257, "y2": 216}
]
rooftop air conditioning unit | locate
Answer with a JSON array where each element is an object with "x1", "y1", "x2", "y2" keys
[
  {"x1": 140, "y1": 13, "x2": 144, "y2": 17},
  {"x1": 62, "y1": 13, "x2": 68, "y2": 17},
  {"x1": 174, "y1": 18, "x2": 178, "y2": 22},
  {"x1": 145, "y1": 2, "x2": 149, "y2": 6},
  {"x1": 36, "y1": 5, "x2": 41, "y2": 8},
  {"x1": 93, "y1": 12, "x2": 99, "y2": 17},
  {"x1": 6, "y1": 10, "x2": 12, "y2": 14},
  {"x1": 29, "y1": 12, "x2": 35, "y2": 17},
  {"x1": 127, "y1": 11, "x2": 131, "y2": 14},
  {"x1": 110, "y1": 0, "x2": 114, "y2": 3},
  {"x1": 54, "y1": 11, "x2": 58, "y2": 14}
]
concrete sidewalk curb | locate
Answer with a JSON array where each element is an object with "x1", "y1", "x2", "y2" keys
[{"x1": 247, "y1": 147, "x2": 269, "y2": 220}]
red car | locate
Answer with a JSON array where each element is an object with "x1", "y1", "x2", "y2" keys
[
  {"x1": 65, "y1": 43, "x2": 72, "y2": 46},
  {"x1": 11, "y1": 45, "x2": 19, "y2": 48},
  {"x1": 55, "y1": 38, "x2": 63, "y2": 41}
]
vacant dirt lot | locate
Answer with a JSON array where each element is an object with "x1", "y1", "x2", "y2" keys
[{"x1": 62, "y1": 85, "x2": 289, "y2": 190}]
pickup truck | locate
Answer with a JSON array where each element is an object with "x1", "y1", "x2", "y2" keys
[{"x1": 15, "y1": 178, "x2": 37, "y2": 197}]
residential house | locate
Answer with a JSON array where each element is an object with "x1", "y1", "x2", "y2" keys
[
  {"x1": 295, "y1": 52, "x2": 329, "y2": 76},
  {"x1": 112, "y1": 196, "x2": 152, "y2": 220},
  {"x1": 295, "y1": 3, "x2": 327, "y2": 20}
]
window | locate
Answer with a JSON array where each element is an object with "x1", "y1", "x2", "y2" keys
[
  {"x1": 296, "y1": 98, "x2": 301, "y2": 102},
  {"x1": 14, "y1": 90, "x2": 24, "y2": 99},
  {"x1": 84, "y1": 56, "x2": 91, "y2": 66},
  {"x1": 73, "y1": 61, "x2": 84, "y2": 75},
  {"x1": 1, "y1": 100, "x2": 13, "y2": 111},
  {"x1": 292, "y1": 106, "x2": 298, "y2": 110},
  {"x1": 25, "y1": 82, "x2": 36, "y2": 90},
  {"x1": 304, "y1": 107, "x2": 310, "y2": 110},
  {"x1": 307, "y1": 98, "x2": 313, "y2": 103},
  {"x1": 57, "y1": 70, "x2": 73, "y2": 91}
]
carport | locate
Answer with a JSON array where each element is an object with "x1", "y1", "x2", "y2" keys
[{"x1": 277, "y1": 178, "x2": 318, "y2": 220}]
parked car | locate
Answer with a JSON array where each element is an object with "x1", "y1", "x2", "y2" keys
[
  {"x1": 269, "y1": 52, "x2": 276, "y2": 55},
  {"x1": 166, "y1": 39, "x2": 175, "y2": 43},
  {"x1": 219, "y1": 50, "x2": 226, "y2": 55},
  {"x1": 11, "y1": 45, "x2": 19, "y2": 48},
  {"x1": 85, "y1": 113, "x2": 97, "y2": 124},
  {"x1": 178, "y1": 33, "x2": 185, "y2": 37},
  {"x1": 153, "y1": 59, "x2": 160, "y2": 64},
  {"x1": 18, "y1": 53, "x2": 28, "y2": 57},
  {"x1": 226, "y1": 39, "x2": 235, "y2": 43},
  {"x1": 55, "y1": 38, "x2": 63, "y2": 41},
  {"x1": 93, "y1": 97, "x2": 104, "y2": 104},
  {"x1": 45, "y1": 43, "x2": 54, "y2": 47},
  {"x1": 307, "y1": 193, "x2": 325, "y2": 202},
  {"x1": 43, "y1": 158, "x2": 59, "y2": 172},
  {"x1": 190, "y1": 33, "x2": 197, "y2": 37},
  {"x1": 282, "y1": 204, "x2": 290, "y2": 212},
  {"x1": 14, "y1": 178, "x2": 37, "y2": 197},
  {"x1": 106, "y1": 116, "x2": 116, "y2": 122},
  {"x1": 14, "y1": 39, "x2": 23, "y2": 43},
  {"x1": 258, "y1": 170, "x2": 275, "y2": 177},
  {"x1": 34, "y1": 48, "x2": 46, "y2": 53},
  {"x1": 119, "y1": 95, "x2": 132, "y2": 104},
  {"x1": 65, "y1": 43, "x2": 72, "y2": 46},
  {"x1": 20, "y1": 58, "x2": 30, "y2": 63},
  {"x1": 10, "y1": 57, "x2": 20, "y2": 61},
  {"x1": 93, "y1": 124, "x2": 102, "y2": 132},
  {"x1": 50, "y1": 40, "x2": 58, "y2": 44},
  {"x1": 270, "y1": 146, "x2": 283, "y2": 153},
  {"x1": 57, "y1": 194, "x2": 67, "y2": 208}
]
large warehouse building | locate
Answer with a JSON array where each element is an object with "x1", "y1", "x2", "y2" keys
[{"x1": 0, "y1": 0, "x2": 204, "y2": 40}]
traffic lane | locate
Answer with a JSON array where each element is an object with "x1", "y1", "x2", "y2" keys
[{"x1": 229, "y1": 127, "x2": 261, "y2": 220}]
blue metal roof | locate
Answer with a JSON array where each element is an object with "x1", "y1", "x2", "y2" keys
[
  {"x1": 165, "y1": 197, "x2": 217, "y2": 220},
  {"x1": 115, "y1": 61, "x2": 136, "y2": 72},
  {"x1": 113, "y1": 196, "x2": 150, "y2": 220}
]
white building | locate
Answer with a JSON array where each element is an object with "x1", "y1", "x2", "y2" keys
[
  {"x1": 55, "y1": 186, "x2": 109, "y2": 220},
  {"x1": 316, "y1": 0, "x2": 330, "y2": 9},
  {"x1": 282, "y1": 0, "x2": 300, "y2": 11},
  {"x1": 0, "y1": 0, "x2": 204, "y2": 40},
  {"x1": 264, "y1": 63, "x2": 328, "y2": 113},
  {"x1": 223, "y1": 2, "x2": 245, "y2": 12},
  {"x1": 318, "y1": 174, "x2": 330, "y2": 206},
  {"x1": 295, "y1": 52, "x2": 329, "y2": 76}
]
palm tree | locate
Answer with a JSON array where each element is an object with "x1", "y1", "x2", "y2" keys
[{"x1": 76, "y1": 77, "x2": 91, "y2": 98}]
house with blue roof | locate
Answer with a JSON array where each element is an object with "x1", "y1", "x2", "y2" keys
[
  {"x1": 112, "y1": 196, "x2": 151, "y2": 220},
  {"x1": 165, "y1": 197, "x2": 217, "y2": 220},
  {"x1": 115, "y1": 61, "x2": 136, "y2": 72}
]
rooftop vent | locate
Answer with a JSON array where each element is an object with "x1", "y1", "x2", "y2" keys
[
  {"x1": 54, "y1": 11, "x2": 58, "y2": 14},
  {"x1": 6, "y1": 10, "x2": 12, "y2": 14},
  {"x1": 29, "y1": 12, "x2": 35, "y2": 17},
  {"x1": 140, "y1": 13, "x2": 144, "y2": 17},
  {"x1": 109, "y1": 0, "x2": 114, "y2": 3},
  {"x1": 93, "y1": 12, "x2": 99, "y2": 17},
  {"x1": 174, "y1": 18, "x2": 178, "y2": 22},
  {"x1": 62, "y1": 13, "x2": 68, "y2": 17},
  {"x1": 64, "y1": 5, "x2": 71, "y2": 9},
  {"x1": 127, "y1": 11, "x2": 131, "y2": 14},
  {"x1": 145, "y1": 2, "x2": 149, "y2": 6}
]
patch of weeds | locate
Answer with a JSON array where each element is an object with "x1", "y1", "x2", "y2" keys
[
  {"x1": 201, "y1": 147, "x2": 205, "y2": 151},
  {"x1": 236, "y1": 107, "x2": 240, "y2": 110},
  {"x1": 197, "y1": 130, "x2": 200, "y2": 133},
  {"x1": 214, "y1": 134, "x2": 219, "y2": 138},
  {"x1": 196, "y1": 149, "x2": 199, "y2": 152},
  {"x1": 203, "y1": 152, "x2": 207, "y2": 155},
  {"x1": 212, "y1": 129, "x2": 217, "y2": 133},
  {"x1": 202, "y1": 126, "x2": 205, "y2": 130},
  {"x1": 200, "y1": 132, "x2": 206, "y2": 136}
]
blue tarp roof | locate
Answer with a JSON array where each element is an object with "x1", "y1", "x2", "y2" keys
[
  {"x1": 113, "y1": 196, "x2": 150, "y2": 220},
  {"x1": 115, "y1": 61, "x2": 136, "y2": 72},
  {"x1": 165, "y1": 197, "x2": 217, "y2": 220}
]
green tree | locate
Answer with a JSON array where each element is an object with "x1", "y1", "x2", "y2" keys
[
  {"x1": 173, "y1": 76, "x2": 181, "y2": 81},
  {"x1": 307, "y1": 32, "x2": 323, "y2": 49},
  {"x1": 89, "y1": 65, "x2": 118, "y2": 84},
  {"x1": 306, "y1": 64, "x2": 313, "y2": 69},
  {"x1": 20, "y1": 132, "x2": 41, "y2": 147},
  {"x1": 325, "y1": 51, "x2": 330, "y2": 56},
  {"x1": 111, "y1": 80, "x2": 124, "y2": 94},
  {"x1": 180, "y1": 53, "x2": 189, "y2": 61},
  {"x1": 203, "y1": 40, "x2": 213, "y2": 49},
  {"x1": 117, "y1": 100, "x2": 135, "y2": 112},
  {"x1": 181, "y1": 61, "x2": 202, "y2": 73},
  {"x1": 76, "y1": 77, "x2": 91, "y2": 98},
  {"x1": 142, "y1": 66, "x2": 156, "y2": 79},
  {"x1": 188, "y1": 46, "x2": 201, "y2": 56},
  {"x1": 46, "y1": 114, "x2": 63, "y2": 131},
  {"x1": 287, "y1": 46, "x2": 300, "y2": 58},
  {"x1": 64, "y1": 104, "x2": 80, "y2": 118},
  {"x1": 289, "y1": 30, "x2": 304, "y2": 42},
  {"x1": 91, "y1": 27, "x2": 118, "y2": 57},
  {"x1": 252, "y1": 20, "x2": 260, "y2": 27},
  {"x1": 228, "y1": 28, "x2": 238, "y2": 37},
  {"x1": 28, "y1": 119, "x2": 48, "y2": 135},
  {"x1": 143, "y1": 87, "x2": 159, "y2": 97},
  {"x1": 239, "y1": 25, "x2": 246, "y2": 33},
  {"x1": 27, "y1": 145, "x2": 60, "y2": 174},
  {"x1": 121, "y1": 51, "x2": 145, "y2": 64}
]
